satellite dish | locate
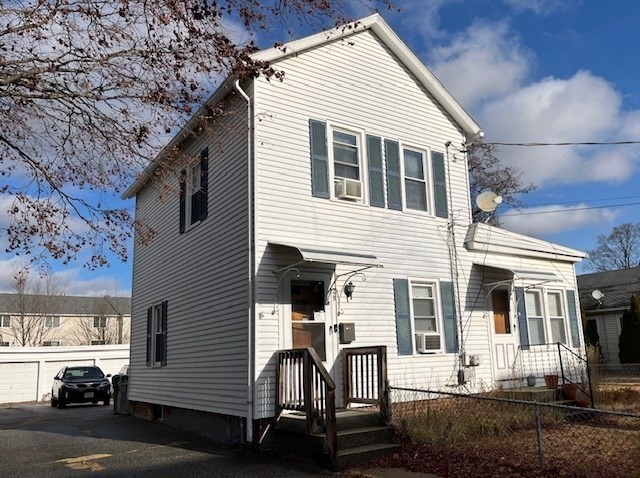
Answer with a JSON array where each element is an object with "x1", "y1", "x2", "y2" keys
[
  {"x1": 592, "y1": 290, "x2": 604, "y2": 301},
  {"x1": 476, "y1": 191, "x2": 503, "y2": 213}
]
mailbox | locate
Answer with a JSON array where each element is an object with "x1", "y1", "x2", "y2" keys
[{"x1": 339, "y1": 322, "x2": 355, "y2": 344}]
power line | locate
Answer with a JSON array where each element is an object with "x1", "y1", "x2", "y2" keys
[
  {"x1": 500, "y1": 201, "x2": 640, "y2": 217},
  {"x1": 484, "y1": 140, "x2": 640, "y2": 147},
  {"x1": 525, "y1": 195, "x2": 640, "y2": 207}
]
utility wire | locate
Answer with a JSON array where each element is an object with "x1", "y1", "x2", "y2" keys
[
  {"x1": 526, "y1": 195, "x2": 640, "y2": 207},
  {"x1": 501, "y1": 201, "x2": 640, "y2": 217},
  {"x1": 484, "y1": 140, "x2": 640, "y2": 147}
]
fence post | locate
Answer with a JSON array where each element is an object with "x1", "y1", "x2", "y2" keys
[{"x1": 534, "y1": 402, "x2": 545, "y2": 470}]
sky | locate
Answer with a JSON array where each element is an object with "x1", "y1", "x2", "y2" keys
[{"x1": 2, "y1": 0, "x2": 640, "y2": 295}]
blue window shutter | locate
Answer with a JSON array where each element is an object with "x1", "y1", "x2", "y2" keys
[
  {"x1": 199, "y1": 148, "x2": 209, "y2": 221},
  {"x1": 515, "y1": 287, "x2": 530, "y2": 350},
  {"x1": 566, "y1": 290, "x2": 581, "y2": 348},
  {"x1": 309, "y1": 120, "x2": 329, "y2": 198},
  {"x1": 432, "y1": 151, "x2": 448, "y2": 218},
  {"x1": 367, "y1": 135, "x2": 385, "y2": 208},
  {"x1": 440, "y1": 281, "x2": 459, "y2": 353},
  {"x1": 393, "y1": 279, "x2": 413, "y2": 355},
  {"x1": 385, "y1": 140, "x2": 402, "y2": 210},
  {"x1": 146, "y1": 307, "x2": 152, "y2": 367},
  {"x1": 161, "y1": 301, "x2": 168, "y2": 366},
  {"x1": 179, "y1": 169, "x2": 186, "y2": 234}
]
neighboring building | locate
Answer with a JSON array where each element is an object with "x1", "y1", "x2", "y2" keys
[
  {"x1": 123, "y1": 14, "x2": 586, "y2": 448},
  {"x1": 0, "y1": 294, "x2": 131, "y2": 347},
  {"x1": 577, "y1": 266, "x2": 640, "y2": 364}
]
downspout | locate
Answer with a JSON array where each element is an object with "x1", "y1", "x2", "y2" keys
[{"x1": 234, "y1": 79, "x2": 254, "y2": 443}]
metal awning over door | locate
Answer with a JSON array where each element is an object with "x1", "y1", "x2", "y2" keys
[{"x1": 269, "y1": 242, "x2": 381, "y2": 273}]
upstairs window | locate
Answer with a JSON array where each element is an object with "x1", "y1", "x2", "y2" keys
[
  {"x1": 45, "y1": 316, "x2": 60, "y2": 328},
  {"x1": 331, "y1": 129, "x2": 363, "y2": 201},
  {"x1": 403, "y1": 148, "x2": 428, "y2": 212},
  {"x1": 93, "y1": 316, "x2": 107, "y2": 328},
  {"x1": 179, "y1": 148, "x2": 209, "y2": 233},
  {"x1": 0, "y1": 315, "x2": 10, "y2": 327}
]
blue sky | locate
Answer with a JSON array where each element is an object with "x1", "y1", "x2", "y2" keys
[{"x1": 2, "y1": 0, "x2": 639, "y2": 294}]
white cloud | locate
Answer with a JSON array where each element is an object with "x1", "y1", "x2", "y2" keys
[
  {"x1": 500, "y1": 204, "x2": 618, "y2": 236},
  {"x1": 430, "y1": 21, "x2": 532, "y2": 109},
  {"x1": 503, "y1": 0, "x2": 570, "y2": 15},
  {"x1": 480, "y1": 70, "x2": 640, "y2": 185},
  {"x1": 392, "y1": 0, "x2": 461, "y2": 41}
]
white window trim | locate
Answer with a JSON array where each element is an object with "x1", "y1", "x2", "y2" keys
[
  {"x1": 184, "y1": 160, "x2": 203, "y2": 231},
  {"x1": 399, "y1": 142, "x2": 433, "y2": 215},
  {"x1": 327, "y1": 122, "x2": 368, "y2": 205},
  {"x1": 408, "y1": 278, "x2": 444, "y2": 354},
  {"x1": 525, "y1": 288, "x2": 570, "y2": 346},
  {"x1": 151, "y1": 303, "x2": 164, "y2": 367},
  {"x1": 0, "y1": 315, "x2": 10, "y2": 328}
]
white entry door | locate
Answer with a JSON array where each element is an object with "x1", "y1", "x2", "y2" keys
[
  {"x1": 491, "y1": 288, "x2": 519, "y2": 383},
  {"x1": 284, "y1": 273, "x2": 336, "y2": 372}
]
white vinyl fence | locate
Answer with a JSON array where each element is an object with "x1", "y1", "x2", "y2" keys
[{"x1": 0, "y1": 345, "x2": 129, "y2": 404}]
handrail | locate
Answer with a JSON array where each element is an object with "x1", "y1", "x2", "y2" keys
[{"x1": 276, "y1": 348, "x2": 337, "y2": 468}]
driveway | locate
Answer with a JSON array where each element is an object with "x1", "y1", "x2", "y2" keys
[{"x1": 0, "y1": 403, "x2": 332, "y2": 477}]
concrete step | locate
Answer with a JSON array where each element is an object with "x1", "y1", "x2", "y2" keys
[{"x1": 334, "y1": 442, "x2": 401, "y2": 471}]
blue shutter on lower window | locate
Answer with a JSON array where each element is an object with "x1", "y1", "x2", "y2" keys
[
  {"x1": 367, "y1": 135, "x2": 385, "y2": 208},
  {"x1": 161, "y1": 301, "x2": 168, "y2": 366},
  {"x1": 431, "y1": 151, "x2": 448, "y2": 218},
  {"x1": 566, "y1": 290, "x2": 581, "y2": 348},
  {"x1": 515, "y1": 287, "x2": 530, "y2": 350},
  {"x1": 385, "y1": 140, "x2": 402, "y2": 210},
  {"x1": 393, "y1": 279, "x2": 413, "y2": 355},
  {"x1": 309, "y1": 120, "x2": 329, "y2": 198},
  {"x1": 146, "y1": 307, "x2": 152, "y2": 367},
  {"x1": 440, "y1": 281, "x2": 459, "y2": 353}
]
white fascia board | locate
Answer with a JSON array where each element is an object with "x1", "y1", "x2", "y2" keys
[
  {"x1": 465, "y1": 223, "x2": 587, "y2": 263},
  {"x1": 122, "y1": 77, "x2": 236, "y2": 199}
]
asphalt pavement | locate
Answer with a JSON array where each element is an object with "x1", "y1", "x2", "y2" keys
[{"x1": 0, "y1": 402, "x2": 334, "y2": 477}]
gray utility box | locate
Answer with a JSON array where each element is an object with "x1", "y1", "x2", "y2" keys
[{"x1": 339, "y1": 323, "x2": 355, "y2": 344}]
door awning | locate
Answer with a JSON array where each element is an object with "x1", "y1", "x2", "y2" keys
[
  {"x1": 269, "y1": 241, "x2": 381, "y2": 269},
  {"x1": 473, "y1": 260, "x2": 559, "y2": 282}
]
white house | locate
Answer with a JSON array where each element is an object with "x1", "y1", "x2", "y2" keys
[{"x1": 122, "y1": 14, "x2": 586, "y2": 455}]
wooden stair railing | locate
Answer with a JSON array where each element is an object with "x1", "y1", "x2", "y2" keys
[
  {"x1": 343, "y1": 346, "x2": 389, "y2": 421},
  {"x1": 276, "y1": 348, "x2": 337, "y2": 468}
]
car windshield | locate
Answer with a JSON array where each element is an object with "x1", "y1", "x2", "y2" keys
[{"x1": 64, "y1": 367, "x2": 104, "y2": 380}]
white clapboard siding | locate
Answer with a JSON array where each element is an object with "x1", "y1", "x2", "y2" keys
[
  {"x1": 252, "y1": 30, "x2": 490, "y2": 418},
  {"x1": 129, "y1": 89, "x2": 251, "y2": 417}
]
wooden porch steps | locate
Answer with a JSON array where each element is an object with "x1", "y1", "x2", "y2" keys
[{"x1": 277, "y1": 409, "x2": 399, "y2": 471}]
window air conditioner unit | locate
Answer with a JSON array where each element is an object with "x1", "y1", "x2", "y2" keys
[
  {"x1": 415, "y1": 333, "x2": 441, "y2": 353},
  {"x1": 335, "y1": 178, "x2": 363, "y2": 200}
]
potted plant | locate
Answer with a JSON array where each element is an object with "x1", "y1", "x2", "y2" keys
[{"x1": 543, "y1": 374, "x2": 559, "y2": 389}]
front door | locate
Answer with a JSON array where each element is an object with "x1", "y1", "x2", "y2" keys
[
  {"x1": 491, "y1": 288, "x2": 518, "y2": 383},
  {"x1": 284, "y1": 274, "x2": 336, "y2": 371}
]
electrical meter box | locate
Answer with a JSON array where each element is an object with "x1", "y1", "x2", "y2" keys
[{"x1": 339, "y1": 323, "x2": 355, "y2": 344}]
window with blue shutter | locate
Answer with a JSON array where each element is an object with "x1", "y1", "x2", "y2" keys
[
  {"x1": 309, "y1": 120, "x2": 329, "y2": 198},
  {"x1": 385, "y1": 140, "x2": 402, "y2": 210},
  {"x1": 440, "y1": 281, "x2": 459, "y2": 353},
  {"x1": 367, "y1": 135, "x2": 385, "y2": 207},
  {"x1": 566, "y1": 290, "x2": 581, "y2": 348},
  {"x1": 515, "y1": 287, "x2": 530, "y2": 350},
  {"x1": 393, "y1": 279, "x2": 413, "y2": 355},
  {"x1": 431, "y1": 151, "x2": 448, "y2": 218}
]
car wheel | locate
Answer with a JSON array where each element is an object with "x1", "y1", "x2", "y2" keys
[
  {"x1": 51, "y1": 393, "x2": 57, "y2": 408},
  {"x1": 104, "y1": 397, "x2": 110, "y2": 406},
  {"x1": 57, "y1": 397, "x2": 66, "y2": 409}
]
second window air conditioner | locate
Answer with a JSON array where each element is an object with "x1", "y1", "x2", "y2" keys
[
  {"x1": 335, "y1": 178, "x2": 363, "y2": 200},
  {"x1": 415, "y1": 333, "x2": 441, "y2": 353}
]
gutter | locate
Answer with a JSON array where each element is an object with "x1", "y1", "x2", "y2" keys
[{"x1": 234, "y1": 79, "x2": 254, "y2": 444}]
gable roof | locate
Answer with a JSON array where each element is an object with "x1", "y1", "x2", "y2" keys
[
  {"x1": 465, "y1": 223, "x2": 586, "y2": 263},
  {"x1": 577, "y1": 266, "x2": 640, "y2": 311},
  {"x1": 0, "y1": 293, "x2": 131, "y2": 316},
  {"x1": 122, "y1": 13, "x2": 482, "y2": 200}
]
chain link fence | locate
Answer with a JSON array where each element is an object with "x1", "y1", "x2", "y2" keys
[
  {"x1": 389, "y1": 387, "x2": 640, "y2": 478},
  {"x1": 592, "y1": 363, "x2": 640, "y2": 384}
]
